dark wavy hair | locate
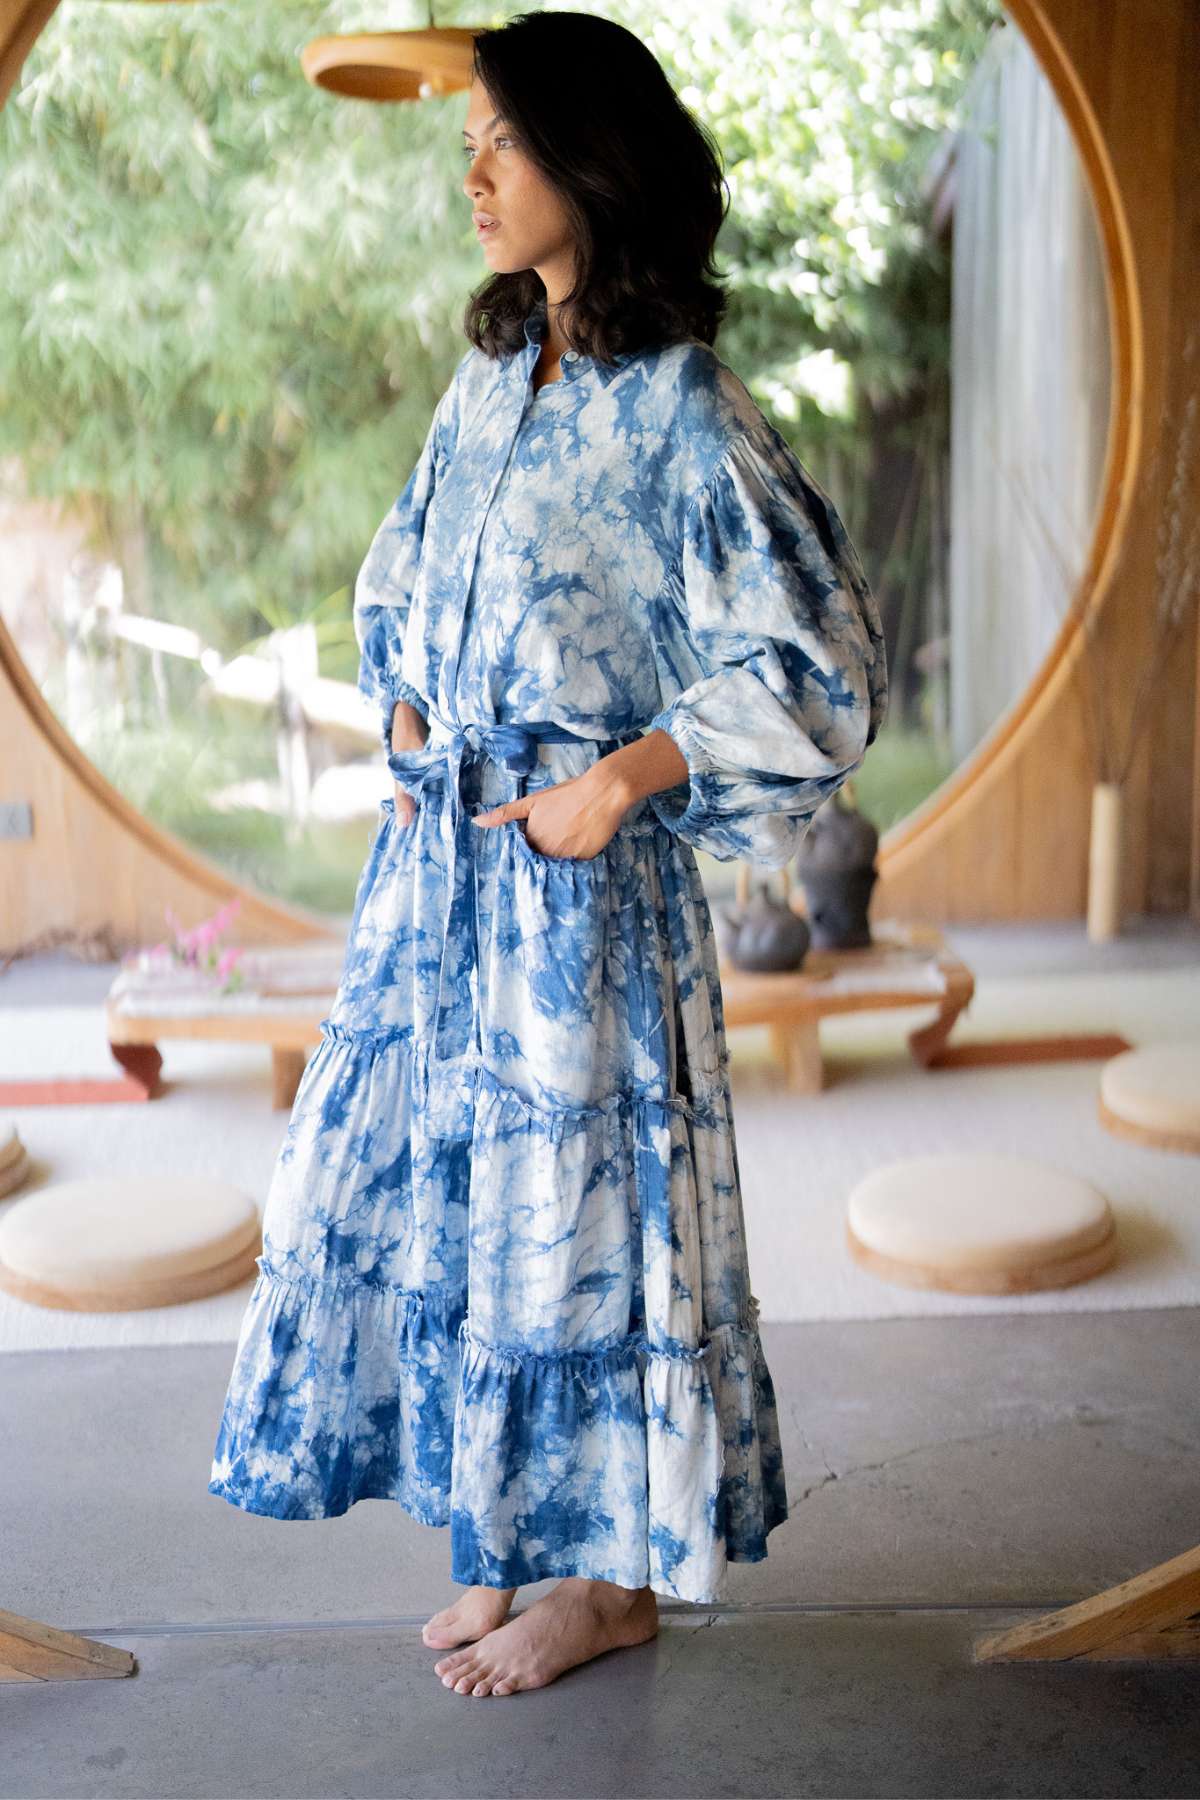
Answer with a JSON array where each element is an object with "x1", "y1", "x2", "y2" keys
[{"x1": 462, "y1": 11, "x2": 731, "y2": 366}]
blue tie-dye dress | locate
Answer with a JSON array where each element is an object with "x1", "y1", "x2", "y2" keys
[{"x1": 207, "y1": 298, "x2": 888, "y2": 1604}]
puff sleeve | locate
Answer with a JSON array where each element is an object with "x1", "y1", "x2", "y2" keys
[
  {"x1": 644, "y1": 423, "x2": 888, "y2": 868},
  {"x1": 353, "y1": 353, "x2": 470, "y2": 746}
]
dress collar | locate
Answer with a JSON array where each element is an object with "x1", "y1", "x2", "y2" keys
[{"x1": 520, "y1": 301, "x2": 636, "y2": 388}]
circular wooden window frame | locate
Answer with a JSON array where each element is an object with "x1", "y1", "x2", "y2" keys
[
  {"x1": 876, "y1": 0, "x2": 1138, "y2": 869},
  {"x1": 0, "y1": 0, "x2": 1143, "y2": 938}
]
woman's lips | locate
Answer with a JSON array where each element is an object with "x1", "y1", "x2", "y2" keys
[{"x1": 475, "y1": 218, "x2": 500, "y2": 237}]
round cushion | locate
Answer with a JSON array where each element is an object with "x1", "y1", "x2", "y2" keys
[
  {"x1": 1098, "y1": 1043, "x2": 1200, "y2": 1152},
  {"x1": 0, "y1": 1177, "x2": 261, "y2": 1313},
  {"x1": 846, "y1": 1153, "x2": 1116, "y2": 1295}
]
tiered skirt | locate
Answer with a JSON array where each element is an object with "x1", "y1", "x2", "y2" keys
[{"x1": 208, "y1": 738, "x2": 789, "y2": 1603}]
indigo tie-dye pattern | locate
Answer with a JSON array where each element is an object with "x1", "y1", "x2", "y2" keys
[{"x1": 207, "y1": 297, "x2": 887, "y2": 1604}]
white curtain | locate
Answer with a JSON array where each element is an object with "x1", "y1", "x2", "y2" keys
[{"x1": 949, "y1": 18, "x2": 1112, "y2": 765}]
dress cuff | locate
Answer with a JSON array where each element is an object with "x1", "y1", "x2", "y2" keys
[
  {"x1": 642, "y1": 708, "x2": 818, "y2": 868},
  {"x1": 380, "y1": 680, "x2": 430, "y2": 750},
  {"x1": 643, "y1": 708, "x2": 728, "y2": 844}
]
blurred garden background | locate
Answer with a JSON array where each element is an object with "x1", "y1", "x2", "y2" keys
[{"x1": 1, "y1": 0, "x2": 1110, "y2": 916}]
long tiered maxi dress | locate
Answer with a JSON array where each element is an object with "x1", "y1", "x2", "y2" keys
[{"x1": 207, "y1": 299, "x2": 888, "y2": 1604}]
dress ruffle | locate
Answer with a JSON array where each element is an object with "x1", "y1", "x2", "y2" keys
[{"x1": 207, "y1": 1022, "x2": 788, "y2": 1604}]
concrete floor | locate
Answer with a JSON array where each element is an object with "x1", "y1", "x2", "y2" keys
[
  {"x1": 3, "y1": 1306, "x2": 1199, "y2": 1798},
  {"x1": 4, "y1": 916, "x2": 1200, "y2": 1797}
]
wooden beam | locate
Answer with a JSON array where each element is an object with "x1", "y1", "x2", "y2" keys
[
  {"x1": 0, "y1": 1607, "x2": 135, "y2": 1683},
  {"x1": 975, "y1": 1544, "x2": 1200, "y2": 1662}
]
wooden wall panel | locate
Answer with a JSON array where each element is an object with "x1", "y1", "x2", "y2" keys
[{"x1": 1149, "y1": 0, "x2": 1200, "y2": 913}]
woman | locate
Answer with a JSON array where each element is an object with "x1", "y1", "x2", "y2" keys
[{"x1": 208, "y1": 11, "x2": 887, "y2": 1698}]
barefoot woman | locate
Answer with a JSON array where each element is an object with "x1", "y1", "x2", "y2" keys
[{"x1": 209, "y1": 10, "x2": 887, "y2": 1699}]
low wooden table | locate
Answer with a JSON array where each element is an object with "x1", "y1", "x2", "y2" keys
[
  {"x1": 106, "y1": 945, "x2": 341, "y2": 1109},
  {"x1": 717, "y1": 918, "x2": 975, "y2": 1094},
  {"x1": 105, "y1": 923, "x2": 974, "y2": 1108}
]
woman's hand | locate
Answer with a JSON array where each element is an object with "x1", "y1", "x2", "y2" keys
[
  {"x1": 392, "y1": 782, "x2": 418, "y2": 829},
  {"x1": 471, "y1": 763, "x2": 630, "y2": 859}
]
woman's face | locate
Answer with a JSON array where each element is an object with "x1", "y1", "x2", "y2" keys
[{"x1": 461, "y1": 76, "x2": 574, "y2": 284}]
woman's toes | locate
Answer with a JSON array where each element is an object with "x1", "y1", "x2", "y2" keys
[
  {"x1": 433, "y1": 1647, "x2": 469, "y2": 1676},
  {"x1": 451, "y1": 1666, "x2": 479, "y2": 1693},
  {"x1": 493, "y1": 1676, "x2": 516, "y2": 1695}
]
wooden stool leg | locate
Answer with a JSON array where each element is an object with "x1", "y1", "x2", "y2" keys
[
  {"x1": 107, "y1": 1042, "x2": 163, "y2": 1099},
  {"x1": 769, "y1": 1016, "x2": 824, "y2": 1093},
  {"x1": 271, "y1": 1047, "x2": 308, "y2": 1110},
  {"x1": 908, "y1": 963, "x2": 974, "y2": 1067}
]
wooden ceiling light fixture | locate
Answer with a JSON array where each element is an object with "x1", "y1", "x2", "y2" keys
[{"x1": 300, "y1": 3, "x2": 476, "y2": 103}]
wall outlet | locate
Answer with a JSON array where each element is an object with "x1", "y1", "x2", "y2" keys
[{"x1": 0, "y1": 802, "x2": 33, "y2": 840}]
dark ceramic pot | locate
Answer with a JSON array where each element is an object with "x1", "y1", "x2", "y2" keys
[
  {"x1": 717, "y1": 880, "x2": 811, "y2": 973},
  {"x1": 795, "y1": 864, "x2": 878, "y2": 950},
  {"x1": 793, "y1": 791, "x2": 880, "y2": 949}
]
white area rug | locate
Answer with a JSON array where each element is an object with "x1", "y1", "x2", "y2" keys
[{"x1": 0, "y1": 964, "x2": 1197, "y2": 1353}]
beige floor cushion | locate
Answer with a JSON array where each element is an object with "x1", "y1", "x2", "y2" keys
[
  {"x1": 1098, "y1": 1043, "x2": 1200, "y2": 1153},
  {"x1": 0, "y1": 1176, "x2": 261, "y2": 1312},
  {"x1": 846, "y1": 1152, "x2": 1116, "y2": 1295}
]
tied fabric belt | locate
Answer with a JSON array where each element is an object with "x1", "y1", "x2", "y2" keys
[{"x1": 385, "y1": 717, "x2": 633, "y2": 1065}]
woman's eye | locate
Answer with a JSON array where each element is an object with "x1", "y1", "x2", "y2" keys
[{"x1": 462, "y1": 136, "x2": 514, "y2": 159}]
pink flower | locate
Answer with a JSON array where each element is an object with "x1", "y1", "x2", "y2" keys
[
  {"x1": 211, "y1": 898, "x2": 242, "y2": 933},
  {"x1": 158, "y1": 899, "x2": 243, "y2": 981}
]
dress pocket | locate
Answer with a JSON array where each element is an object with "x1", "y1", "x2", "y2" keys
[
  {"x1": 478, "y1": 813, "x2": 649, "y2": 1111},
  {"x1": 508, "y1": 817, "x2": 599, "y2": 871},
  {"x1": 508, "y1": 821, "x2": 611, "y2": 1023}
]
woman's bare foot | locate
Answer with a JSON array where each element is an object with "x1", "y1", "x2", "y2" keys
[
  {"x1": 432, "y1": 1575, "x2": 658, "y2": 1696},
  {"x1": 421, "y1": 1583, "x2": 518, "y2": 1650}
]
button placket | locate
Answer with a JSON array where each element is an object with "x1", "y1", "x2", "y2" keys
[{"x1": 442, "y1": 349, "x2": 537, "y2": 712}]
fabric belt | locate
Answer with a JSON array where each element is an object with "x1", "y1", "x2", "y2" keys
[{"x1": 386, "y1": 716, "x2": 638, "y2": 1066}]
